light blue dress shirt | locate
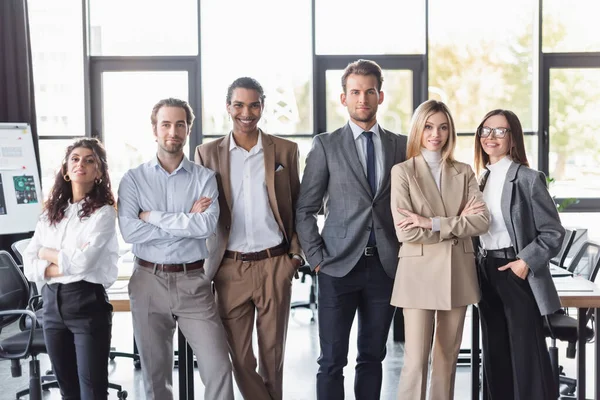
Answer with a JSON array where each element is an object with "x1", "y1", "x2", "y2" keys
[
  {"x1": 348, "y1": 120, "x2": 384, "y2": 191},
  {"x1": 117, "y1": 156, "x2": 219, "y2": 264}
]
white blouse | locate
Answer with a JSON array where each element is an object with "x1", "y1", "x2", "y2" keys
[
  {"x1": 479, "y1": 156, "x2": 513, "y2": 250},
  {"x1": 23, "y1": 202, "x2": 119, "y2": 288}
]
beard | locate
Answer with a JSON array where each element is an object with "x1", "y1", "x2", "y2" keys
[
  {"x1": 349, "y1": 108, "x2": 377, "y2": 124},
  {"x1": 159, "y1": 141, "x2": 184, "y2": 154}
]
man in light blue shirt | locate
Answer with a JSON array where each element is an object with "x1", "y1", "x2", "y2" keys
[{"x1": 118, "y1": 98, "x2": 233, "y2": 400}]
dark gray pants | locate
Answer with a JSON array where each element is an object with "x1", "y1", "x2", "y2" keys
[{"x1": 42, "y1": 281, "x2": 112, "y2": 400}]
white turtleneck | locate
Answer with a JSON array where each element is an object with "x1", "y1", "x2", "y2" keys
[
  {"x1": 421, "y1": 148, "x2": 442, "y2": 190},
  {"x1": 421, "y1": 148, "x2": 442, "y2": 231},
  {"x1": 479, "y1": 156, "x2": 513, "y2": 250}
]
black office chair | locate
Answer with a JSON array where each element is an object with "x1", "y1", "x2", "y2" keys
[
  {"x1": 544, "y1": 241, "x2": 600, "y2": 398},
  {"x1": 550, "y1": 229, "x2": 577, "y2": 270},
  {"x1": 0, "y1": 250, "x2": 58, "y2": 399},
  {"x1": 291, "y1": 265, "x2": 317, "y2": 323}
]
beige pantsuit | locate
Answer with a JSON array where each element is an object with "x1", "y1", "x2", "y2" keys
[{"x1": 390, "y1": 156, "x2": 490, "y2": 400}]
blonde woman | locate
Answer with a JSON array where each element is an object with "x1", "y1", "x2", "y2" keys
[{"x1": 390, "y1": 100, "x2": 489, "y2": 400}]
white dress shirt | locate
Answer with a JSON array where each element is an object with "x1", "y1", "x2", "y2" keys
[
  {"x1": 228, "y1": 131, "x2": 284, "y2": 252},
  {"x1": 348, "y1": 120, "x2": 384, "y2": 192},
  {"x1": 23, "y1": 203, "x2": 119, "y2": 288},
  {"x1": 480, "y1": 156, "x2": 513, "y2": 250}
]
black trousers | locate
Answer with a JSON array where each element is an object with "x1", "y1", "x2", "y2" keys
[
  {"x1": 42, "y1": 281, "x2": 113, "y2": 400},
  {"x1": 316, "y1": 253, "x2": 395, "y2": 400},
  {"x1": 478, "y1": 255, "x2": 556, "y2": 400}
]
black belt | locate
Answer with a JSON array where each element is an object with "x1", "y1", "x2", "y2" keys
[
  {"x1": 479, "y1": 247, "x2": 517, "y2": 260},
  {"x1": 135, "y1": 257, "x2": 204, "y2": 273},
  {"x1": 363, "y1": 246, "x2": 378, "y2": 257},
  {"x1": 224, "y1": 242, "x2": 289, "y2": 262}
]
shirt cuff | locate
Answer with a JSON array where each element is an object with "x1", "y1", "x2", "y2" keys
[
  {"x1": 147, "y1": 211, "x2": 162, "y2": 226},
  {"x1": 34, "y1": 259, "x2": 50, "y2": 282},
  {"x1": 431, "y1": 217, "x2": 440, "y2": 232}
]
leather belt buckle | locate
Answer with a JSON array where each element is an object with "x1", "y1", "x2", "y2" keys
[
  {"x1": 240, "y1": 252, "x2": 260, "y2": 262},
  {"x1": 364, "y1": 246, "x2": 377, "y2": 257}
]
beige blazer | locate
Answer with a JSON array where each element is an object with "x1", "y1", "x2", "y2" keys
[
  {"x1": 390, "y1": 155, "x2": 490, "y2": 310},
  {"x1": 195, "y1": 131, "x2": 302, "y2": 278}
]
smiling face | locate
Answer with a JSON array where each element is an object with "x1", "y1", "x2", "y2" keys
[
  {"x1": 479, "y1": 114, "x2": 511, "y2": 163},
  {"x1": 421, "y1": 111, "x2": 449, "y2": 152},
  {"x1": 341, "y1": 73, "x2": 384, "y2": 130},
  {"x1": 153, "y1": 106, "x2": 189, "y2": 156},
  {"x1": 65, "y1": 147, "x2": 101, "y2": 185},
  {"x1": 227, "y1": 87, "x2": 263, "y2": 135}
]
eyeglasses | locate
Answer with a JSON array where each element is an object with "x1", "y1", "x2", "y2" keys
[{"x1": 478, "y1": 126, "x2": 510, "y2": 138}]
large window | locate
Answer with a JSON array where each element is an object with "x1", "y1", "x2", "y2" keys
[
  {"x1": 89, "y1": 0, "x2": 198, "y2": 56},
  {"x1": 27, "y1": 0, "x2": 600, "y2": 210},
  {"x1": 200, "y1": 0, "x2": 312, "y2": 137}
]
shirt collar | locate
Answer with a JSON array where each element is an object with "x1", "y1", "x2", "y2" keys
[
  {"x1": 150, "y1": 154, "x2": 191, "y2": 174},
  {"x1": 349, "y1": 120, "x2": 380, "y2": 140},
  {"x1": 229, "y1": 130, "x2": 263, "y2": 153}
]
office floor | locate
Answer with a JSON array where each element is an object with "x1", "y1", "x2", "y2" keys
[{"x1": 0, "y1": 277, "x2": 596, "y2": 400}]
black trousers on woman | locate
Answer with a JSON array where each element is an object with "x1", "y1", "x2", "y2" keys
[
  {"x1": 42, "y1": 280, "x2": 113, "y2": 400},
  {"x1": 477, "y1": 253, "x2": 556, "y2": 400}
]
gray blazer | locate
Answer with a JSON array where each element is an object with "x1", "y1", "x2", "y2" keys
[
  {"x1": 476, "y1": 161, "x2": 565, "y2": 315},
  {"x1": 296, "y1": 123, "x2": 407, "y2": 278}
]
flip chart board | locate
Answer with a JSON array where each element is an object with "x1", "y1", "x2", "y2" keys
[{"x1": 0, "y1": 123, "x2": 43, "y2": 234}]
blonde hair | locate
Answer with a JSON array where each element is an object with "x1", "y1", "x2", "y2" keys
[{"x1": 406, "y1": 100, "x2": 457, "y2": 162}]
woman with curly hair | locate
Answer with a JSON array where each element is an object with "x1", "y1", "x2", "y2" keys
[{"x1": 24, "y1": 138, "x2": 118, "y2": 399}]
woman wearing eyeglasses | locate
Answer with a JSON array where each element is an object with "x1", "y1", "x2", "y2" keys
[{"x1": 473, "y1": 109, "x2": 564, "y2": 400}]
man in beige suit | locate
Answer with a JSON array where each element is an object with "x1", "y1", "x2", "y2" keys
[{"x1": 195, "y1": 77, "x2": 304, "y2": 400}]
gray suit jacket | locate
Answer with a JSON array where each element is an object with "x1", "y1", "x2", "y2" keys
[
  {"x1": 476, "y1": 162, "x2": 564, "y2": 315},
  {"x1": 296, "y1": 123, "x2": 407, "y2": 278}
]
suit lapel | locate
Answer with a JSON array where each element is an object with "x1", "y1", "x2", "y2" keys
[
  {"x1": 374, "y1": 127, "x2": 396, "y2": 200},
  {"x1": 501, "y1": 162, "x2": 520, "y2": 250},
  {"x1": 340, "y1": 123, "x2": 372, "y2": 196},
  {"x1": 218, "y1": 135, "x2": 233, "y2": 211},
  {"x1": 261, "y1": 132, "x2": 284, "y2": 235},
  {"x1": 441, "y1": 161, "x2": 464, "y2": 217},
  {"x1": 413, "y1": 155, "x2": 447, "y2": 217}
]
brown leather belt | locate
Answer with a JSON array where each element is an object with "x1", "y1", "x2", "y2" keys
[
  {"x1": 224, "y1": 242, "x2": 288, "y2": 262},
  {"x1": 135, "y1": 257, "x2": 204, "y2": 273}
]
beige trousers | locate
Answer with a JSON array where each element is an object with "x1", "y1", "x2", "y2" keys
[
  {"x1": 214, "y1": 254, "x2": 296, "y2": 400},
  {"x1": 397, "y1": 306, "x2": 467, "y2": 400}
]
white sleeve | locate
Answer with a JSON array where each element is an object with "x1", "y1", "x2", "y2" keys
[{"x1": 57, "y1": 206, "x2": 119, "y2": 277}]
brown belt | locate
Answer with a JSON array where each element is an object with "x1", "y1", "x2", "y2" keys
[
  {"x1": 224, "y1": 242, "x2": 288, "y2": 262},
  {"x1": 135, "y1": 257, "x2": 204, "y2": 273}
]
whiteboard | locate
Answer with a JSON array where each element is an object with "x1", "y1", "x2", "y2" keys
[{"x1": 0, "y1": 123, "x2": 43, "y2": 234}]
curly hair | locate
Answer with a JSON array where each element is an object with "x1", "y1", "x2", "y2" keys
[{"x1": 44, "y1": 138, "x2": 115, "y2": 226}]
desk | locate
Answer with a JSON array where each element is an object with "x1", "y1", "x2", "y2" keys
[
  {"x1": 107, "y1": 282, "x2": 196, "y2": 400},
  {"x1": 471, "y1": 276, "x2": 600, "y2": 400}
]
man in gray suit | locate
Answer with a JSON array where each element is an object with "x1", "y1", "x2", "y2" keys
[{"x1": 296, "y1": 59, "x2": 407, "y2": 400}]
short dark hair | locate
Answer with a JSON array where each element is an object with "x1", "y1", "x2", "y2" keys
[
  {"x1": 341, "y1": 59, "x2": 384, "y2": 93},
  {"x1": 226, "y1": 77, "x2": 266, "y2": 105},
  {"x1": 474, "y1": 109, "x2": 529, "y2": 175},
  {"x1": 150, "y1": 98, "x2": 195, "y2": 128}
]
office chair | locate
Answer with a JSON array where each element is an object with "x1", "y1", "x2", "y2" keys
[
  {"x1": 1, "y1": 250, "x2": 129, "y2": 399},
  {"x1": 550, "y1": 229, "x2": 577, "y2": 270},
  {"x1": 544, "y1": 241, "x2": 600, "y2": 398},
  {"x1": 11, "y1": 238, "x2": 32, "y2": 266},
  {"x1": 291, "y1": 265, "x2": 317, "y2": 323},
  {"x1": 0, "y1": 250, "x2": 59, "y2": 399}
]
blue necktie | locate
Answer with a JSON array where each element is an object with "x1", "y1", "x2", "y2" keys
[{"x1": 363, "y1": 131, "x2": 376, "y2": 246}]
